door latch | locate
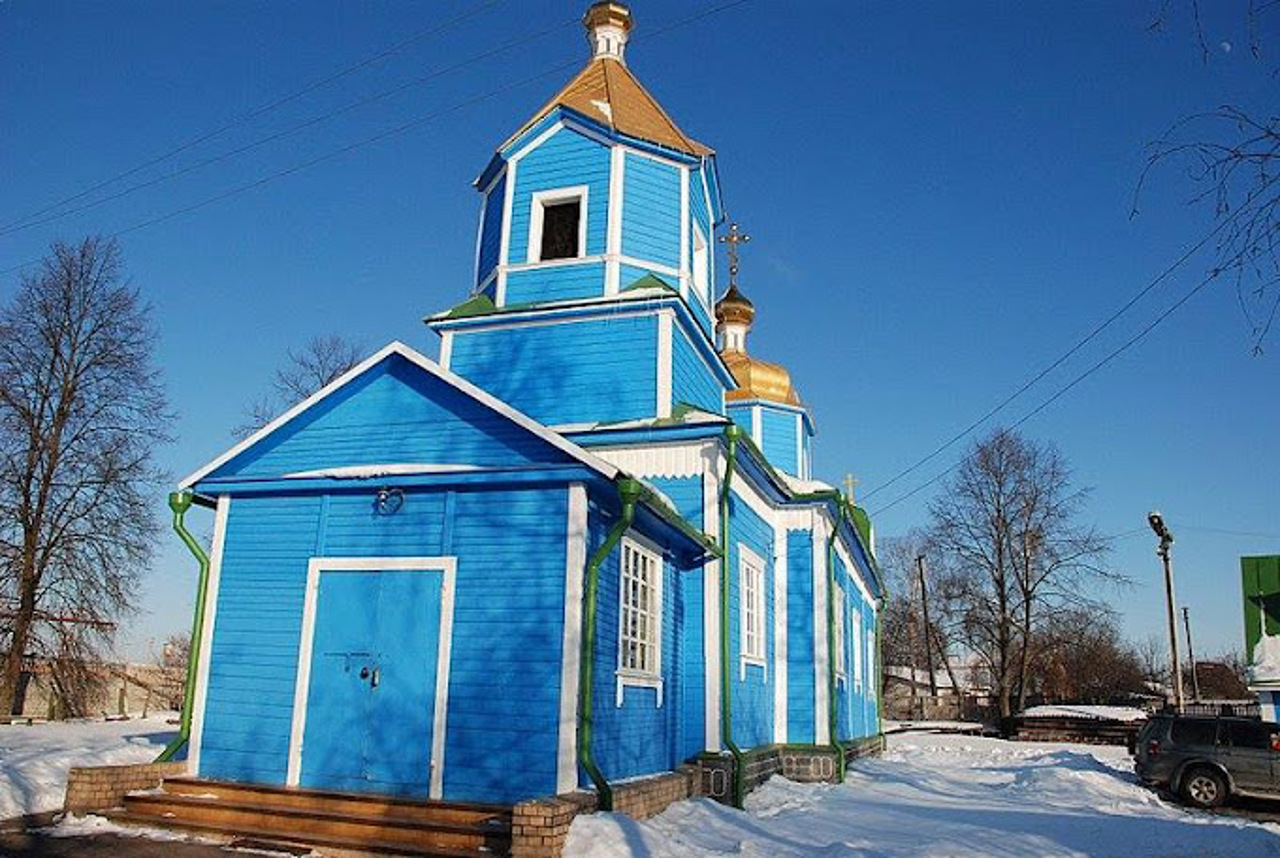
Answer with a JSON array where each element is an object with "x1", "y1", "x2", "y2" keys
[{"x1": 370, "y1": 667, "x2": 380, "y2": 688}]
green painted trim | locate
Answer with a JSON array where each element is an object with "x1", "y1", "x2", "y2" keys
[
  {"x1": 442, "y1": 293, "x2": 499, "y2": 318},
  {"x1": 156, "y1": 491, "x2": 211, "y2": 763},
  {"x1": 577, "y1": 478, "x2": 643, "y2": 811},
  {"x1": 621, "y1": 273, "x2": 678, "y2": 294},
  {"x1": 719, "y1": 425, "x2": 748, "y2": 808}
]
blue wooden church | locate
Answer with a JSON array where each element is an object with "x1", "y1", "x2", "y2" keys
[{"x1": 175, "y1": 2, "x2": 883, "y2": 810}]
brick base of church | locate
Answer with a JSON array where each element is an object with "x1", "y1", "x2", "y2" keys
[
  {"x1": 510, "y1": 736, "x2": 885, "y2": 858},
  {"x1": 63, "y1": 761, "x2": 188, "y2": 815}
]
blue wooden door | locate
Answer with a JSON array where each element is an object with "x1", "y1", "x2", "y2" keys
[{"x1": 301, "y1": 569, "x2": 442, "y2": 796}]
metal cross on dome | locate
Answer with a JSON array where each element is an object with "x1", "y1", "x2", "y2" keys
[
  {"x1": 718, "y1": 221, "x2": 750, "y2": 289},
  {"x1": 844, "y1": 473, "x2": 860, "y2": 504}
]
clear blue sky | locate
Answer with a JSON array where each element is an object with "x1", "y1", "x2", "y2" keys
[{"x1": 2, "y1": 1, "x2": 1276, "y2": 664}]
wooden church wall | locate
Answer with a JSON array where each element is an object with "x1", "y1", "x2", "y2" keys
[
  {"x1": 760, "y1": 408, "x2": 800, "y2": 476},
  {"x1": 476, "y1": 171, "x2": 505, "y2": 288},
  {"x1": 195, "y1": 484, "x2": 572, "y2": 805},
  {"x1": 648, "y1": 475, "x2": 708, "y2": 761},
  {"x1": 447, "y1": 314, "x2": 658, "y2": 427},
  {"x1": 584, "y1": 504, "x2": 686, "y2": 782},
  {"x1": 671, "y1": 326, "x2": 723, "y2": 416},
  {"x1": 508, "y1": 127, "x2": 610, "y2": 263},
  {"x1": 785, "y1": 528, "x2": 817, "y2": 744},
  {"x1": 726, "y1": 493, "x2": 775, "y2": 749},
  {"x1": 621, "y1": 151, "x2": 681, "y2": 269}
]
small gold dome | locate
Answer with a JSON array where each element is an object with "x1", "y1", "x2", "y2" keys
[
  {"x1": 722, "y1": 351, "x2": 801, "y2": 406},
  {"x1": 715, "y1": 283, "x2": 755, "y2": 327}
]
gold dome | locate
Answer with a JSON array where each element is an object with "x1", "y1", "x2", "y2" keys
[
  {"x1": 714, "y1": 283, "x2": 755, "y2": 327},
  {"x1": 722, "y1": 351, "x2": 801, "y2": 406}
]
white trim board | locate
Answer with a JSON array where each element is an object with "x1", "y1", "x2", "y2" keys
[
  {"x1": 286, "y1": 556, "x2": 458, "y2": 800},
  {"x1": 656, "y1": 310, "x2": 673, "y2": 419},
  {"x1": 702, "y1": 462, "x2": 722, "y2": 751},
  {"x1": 773, "y1": 523, "x2": 789, "y2": 744},
  {"x1": 557, "y1": 484, "x2": 588, "y2": 793},
  {"x1": 188, "y1": 494, "x2": 230, "y2": 777},
  {"x1": 180, "y1": 341, "x2": 619, "y2": 489}
]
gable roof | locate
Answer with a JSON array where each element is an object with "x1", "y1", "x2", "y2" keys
[
  {"x1": 501, "y1": 57, "x2": 712, "y2": 157},
  {"x1": 180, "y1": 341, "x2": 619, "y2": 489}
]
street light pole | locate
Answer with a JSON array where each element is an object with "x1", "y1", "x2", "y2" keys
[
  {"x1": 1183, "y1": 606, "x2": 1201, "y2": 703},
  {"x1": 1148, "y1": 511, "x2": 1184, "y2": 712}
]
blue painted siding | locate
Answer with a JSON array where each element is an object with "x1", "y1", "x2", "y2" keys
[
  {"x1": 786, "y1": 529, "x2": 815, "y2": 744},
  {"x1": 477, "y1": 172, "x2": 505, "y2": 285},
  {"x1": 622, "y1": 153, "x2": 680, "y2": 269},
  {"x1": 619, "y1": 263, "x2": 673, "y2": 292},
  {"x1": 832, "y1": 550, "x2": 853, "y2": 742},
  {"x1": 509, "y1": 127, "x2": 609, "y2": 263},
  {"x1": 726, "y1": 404, "x2": 752, "y2": 438},
  {"x1": 587, "y1": 505, "x2": 686, "y2": 781},
  {"x1": 760, "y1": 408, "x2": 799, "y2": 475},
  {"x1": 199, "y1": 485, "x2": 571, "y2": 804},
  {"x1": 727, "y1": 493, "x2": 773, "y2": 749},
  {"x1": 212, "y1": 356, "x2": 572, "y2": 481},
  {"x1": 687, "y1": 168, "x2": 714, "y2": 337},
  {"x1": 448, "y1": 314, "x2": 658, "y2": 426},
  {"x1": 831, "y1": 549, "x2": 879, "y2": 742},
  {"x1": 649, "y1": 477, "x2": 705, "y2": 759},
  {"x1": 444, "y1": 488, "x2": 567, "y2": 802},
  {"x1": 503, "y1": 261, "x2": 606, "y2": 305},
  {"x1": 672, "y1": 326, "x2": 722, "y2": 415},
  {"x1": 200, "y1": 495, "x2": 321, "y2": 785}
]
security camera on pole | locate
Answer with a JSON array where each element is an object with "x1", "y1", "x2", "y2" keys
[{"x1": 1148, "y1": 511, "x2": 1184, "y2": 712}]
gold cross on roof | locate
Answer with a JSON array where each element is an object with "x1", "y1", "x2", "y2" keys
[
  {"x1": 844, "y1": 473, "x2": 860, "y2": 503},
  {"x1": 718, "y1": 221, "x2": 750, "y2": 288}
]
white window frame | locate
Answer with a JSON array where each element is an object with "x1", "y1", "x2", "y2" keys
[
  {"x1": 833, "y1": 582, "x2": 847, "y2": 684},
  {"x1": 867, "y1": 626, "x2": 878, "y2": 700},
  {"x1": 527, "y1": 185, "x2": 589, "y2": 263},
  {"x1": 691, "y1": 223, "x2": 709, "y2": 305},
  {"x1": 616, "y1": 536, "x2": 664, "y2": 707},
  {"x1": 739, "y1": 544, "x2": 767, "y2": 680}
]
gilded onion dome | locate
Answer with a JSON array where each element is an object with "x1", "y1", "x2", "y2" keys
[{"x1": 715, "y1": 283, "x2": 801, "y2": 407}]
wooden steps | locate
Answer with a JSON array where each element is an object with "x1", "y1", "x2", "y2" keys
[{"x1": 107, "y1": 776, "x2": 512, "y2": 857}]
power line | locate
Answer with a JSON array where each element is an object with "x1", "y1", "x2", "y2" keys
[
  {"x1": 0, "y1": 0, "x2": 751, "y2": 278},
  {"x1": 0, "y1": 16, "x2": 578, "y2": 239},
  {"x1": 860, "y1": 204, "x2": 1248, "y2": 504},
  {"x1": 869, "y1": 262, "x2": 1225, "y2": 518},
  {"x1": 0, "y1": 1, "x2": 504, "y2": 234},
  {"x1": 1168, "y1": 523, "x2": 1280, "y2": 540}
]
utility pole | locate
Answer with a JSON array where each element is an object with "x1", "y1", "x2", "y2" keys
[
  {"x1": 1183, "y1": 606, "x2": 1201, "y2": 703},
  {"x1": 905, "y1": 576, "x2": 921, "y2": 719},
  {"x1": 916, "y1": 555, "x2": 938, "y2": 697},
  {"x1": 1148, "y1": 512, "x2": 1184, "y2": 712}
]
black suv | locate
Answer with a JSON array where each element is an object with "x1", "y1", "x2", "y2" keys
[{"x1": 1134, "y1": 714, "x2": 1280, "y2": 808}]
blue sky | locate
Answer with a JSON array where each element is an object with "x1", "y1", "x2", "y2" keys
[{"x1": 2, "y1": 1, "x2": 1276, "y2": 664}]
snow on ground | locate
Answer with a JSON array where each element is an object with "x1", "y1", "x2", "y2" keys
[
  {"x1": 1021, "y1": 704, "x2": 1148, "y2": 722},
  {"x1": 0, "y1": 713, "x2": 176, "y2": 820},
  {"x1": 566, "y1": 732, "x2": 1280, "y2": 857}
]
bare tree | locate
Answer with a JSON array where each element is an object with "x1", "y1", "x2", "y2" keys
[
  {"x1": 0, "y1": 237, "x2": 170, "y2": 715},
  {"x1": 928, "y1": 429, "x2": 1111, "y2": 726},
  {"x1": 236, "y1": 334, "x2": 363, "y2": 437},
  {"x1": 1138, "y1": 2, "x2": 1280, "y2": 352}
]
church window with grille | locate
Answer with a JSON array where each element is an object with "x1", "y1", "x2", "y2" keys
[
  {"x1": 619, "y1": 539, "x2": 661, "y2": 678},
  {"x1": 739, "y1": 545, "x2": 766, "y2": 675}
]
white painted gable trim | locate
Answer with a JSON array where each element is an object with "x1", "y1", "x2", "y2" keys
[
  {"x1": 557, "y1": 483, "x2": 587, "y2": 793},
  {"x1": 702, "y1": 459, "x2": 722, "y2": 751},
  {"x1": 606, "y1": 146, "x2": 625, "y2": 296},
  {"x1": 656, "y1": 310, "x2": 673, "y2": 419},
  {"x1": 592, "y1": 440, "x2": 713, "y2": 479},
  {"x1": 188, "y1": 494, "x2": 230, "y2": 777},
  {"x1": 773, "y1": 522, "x2": 788, "y2": 744},
  {"x1": 679, "y1": 164, "x2": 690, "y2": 303},
  {"x1": 179, "y1": 341, "x2": 619, "y2": 489},
  {"x1": 813, "y1": 511, "x2": 831, "y2": 745},
  {"x1": 287, "y1": 556, "x2": 457, "y2": 799}
]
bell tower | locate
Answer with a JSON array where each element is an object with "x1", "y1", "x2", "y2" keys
[{"x1": 428, "y1": 2, "x2": 735, "y2": 428}]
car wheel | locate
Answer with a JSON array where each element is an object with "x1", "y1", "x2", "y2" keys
[{"x1": 1180, "y1": 767, "x2": 1227, "y2": 809}]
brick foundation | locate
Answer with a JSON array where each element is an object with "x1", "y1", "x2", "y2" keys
[
  {"x1": 63, "y1": 761, "x2": 187, "y2": 815},
  {"x1": 512, "y1": 737, "x2": 885, "y2": 857},
  {"x1": 510, "y1": 766, "x2": 699, "y2": 858}
]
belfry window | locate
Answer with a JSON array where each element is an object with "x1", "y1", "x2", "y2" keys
[{"x1": 529, "y1": 187, "x2": 588, "y2": 263}]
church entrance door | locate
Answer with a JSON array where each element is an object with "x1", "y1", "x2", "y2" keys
[{"x1": 292, "y1": 560, "x2": 453, "y2": 798}]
